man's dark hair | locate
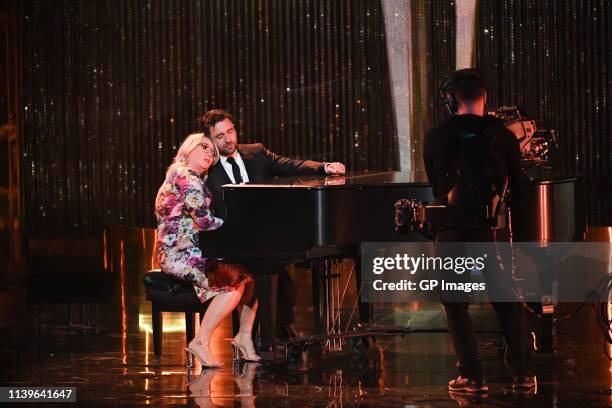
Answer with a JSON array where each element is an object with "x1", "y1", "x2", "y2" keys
[
  {"x1": 441, "y1": 68, "x2": 487, "y2": 114},
  {"x1": 199, "y1": 109, "x2": 235, "y2": 136}
]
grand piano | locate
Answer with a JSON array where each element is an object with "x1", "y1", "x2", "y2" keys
[
  {"x1": 199, "y1": 171, "x2": 433, "y2": 352},
  {"x1": 199, "y1": 170, "x2": 586, "y2": 354},
  {"x1": 512, "y1": 170, "x2": 587, "y2": 352}
]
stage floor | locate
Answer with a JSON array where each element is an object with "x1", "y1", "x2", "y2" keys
[{"x1": 1, "y1": 258, "x2": 612, "y2": 407}]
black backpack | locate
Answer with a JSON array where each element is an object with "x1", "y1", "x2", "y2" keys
[{"x1": 446, "y1": 124, "x2": 500, "y2": 225}]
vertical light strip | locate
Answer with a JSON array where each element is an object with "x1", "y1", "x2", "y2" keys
[
  {"x1": 381, "y1": 0, "x2": 412, "y2": 174},
  {"x1": 607, "y1": 227, "x2": 611, "y2": 384},
  {"x1": 455, "y1": 0, "x2": 478, "y2": 69},
  {"x1": 539, "y1": 186, "x2": 549, "y2": 243},
  {"x1": 120, "y1": 238, "x2": 127, "y2": 365}
]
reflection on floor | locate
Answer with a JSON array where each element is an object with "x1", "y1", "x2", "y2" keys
[{"x1": 1, "y1": 230, "x2": 612, "y2": 407}]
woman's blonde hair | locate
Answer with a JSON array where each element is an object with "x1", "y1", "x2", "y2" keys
[{"x1": 166, "y1": 132, "x2": 219, "y2": 177}]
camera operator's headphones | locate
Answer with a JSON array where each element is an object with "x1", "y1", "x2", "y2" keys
[{"x1": 439, "y1": 68, "x2": 484, "y2": 116}]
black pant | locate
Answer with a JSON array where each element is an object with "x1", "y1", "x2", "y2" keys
[
  {"x1": 245, "y1": 260, "x2": 296, "y2": 326},
  {"x1": 277, "y1": 269, "x2": 297, "y2": 325},
  {"x1": 437, "y1": 228, "x2": 531, "y2": 379}
]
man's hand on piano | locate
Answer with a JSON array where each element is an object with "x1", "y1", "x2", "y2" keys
[{"x1": 324, "y1": 162, "x2": 346, "y2": 175}]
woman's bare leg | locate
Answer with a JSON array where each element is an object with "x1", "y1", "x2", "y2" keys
[
  {"x1": 233, "y1": 280, "x2": 260, "y2": 359},
  {"x1": 237, "y1": 280, "x2": 258, "y2": 333},
  {"x1": 189, "y1": 286, "x2": 244, "y2": 363}
]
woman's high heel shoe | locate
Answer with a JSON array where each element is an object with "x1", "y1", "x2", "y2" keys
[
  {"x1": 185, "y1": 346, "x2": 223, "y2": 368},
  {"x1": 231, "y1": 334, "x2": 261, "y2": 362}
]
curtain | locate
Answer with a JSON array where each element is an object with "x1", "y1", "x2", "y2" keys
[
  {"x1": 21, "y1": 0, "x2": 397, "y2": 234},
  {"x1": 477, "y1": 0, "x2": 612, "y2": 226}
]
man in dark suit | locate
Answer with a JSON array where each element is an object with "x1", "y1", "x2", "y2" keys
[{"x1": 200, "y1": 108, "x2": 345, "y2": 346}]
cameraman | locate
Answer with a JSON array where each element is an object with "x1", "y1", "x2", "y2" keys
[{"x1": 423, "y1": 69, "x2": 533, "y2": 394}]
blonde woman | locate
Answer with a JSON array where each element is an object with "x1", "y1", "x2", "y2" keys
[{"x1": 155, "y1": 133, "x2": 260, "y2": 367}]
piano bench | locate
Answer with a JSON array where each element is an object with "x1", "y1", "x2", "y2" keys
[{"x1": 142, "y1": 270, "x2": 238, "y2": 362}]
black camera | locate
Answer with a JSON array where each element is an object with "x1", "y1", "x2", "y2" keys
[
  {"x1": 394, "y1": 199, "x2": 447, "y2": 235},
  {"x1": 394, "y1": 199, "x2": 421, "y2": 235},
  {"x1": 395, "y1": 198, "x2": 507, "y2": 235}
]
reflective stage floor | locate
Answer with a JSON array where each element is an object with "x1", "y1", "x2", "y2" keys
[{"x1": 2, "y1": 233, "x2": 612, "y2": 407}]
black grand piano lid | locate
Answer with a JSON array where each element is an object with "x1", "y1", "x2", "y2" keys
[
  {"x1": 218, "y1": 169, "x2": 579, "y2": 189},
  {"x1": 220, "y1": 171, "x2": 431, "y2": 190},
  {"x1": 206, "y1": 170, "x2": 434, "y2": 254}
]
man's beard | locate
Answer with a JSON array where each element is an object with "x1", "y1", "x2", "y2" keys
[{"x1": 221, "y1": 144, "x2": 236, "y2": 155}]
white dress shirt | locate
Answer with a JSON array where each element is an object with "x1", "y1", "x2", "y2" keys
[{"x1": 219, "y1": 152, "x2": 250, "y2": 184}]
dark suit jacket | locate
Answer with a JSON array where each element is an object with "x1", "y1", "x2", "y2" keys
[{"x1": 205, "y1": 143, "x2": 326, "y2": 219}]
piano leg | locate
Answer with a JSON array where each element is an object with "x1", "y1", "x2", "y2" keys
[
  {"x1": 523, "y1": 247, "x2": 556, "y2": 353},
  {"x1": 354, "y1": 253, "x2": 373, "y2": 324},
  {"x1": 254, "y1": 273, "x2": 278, "y2": 357},
  {"x1": 540, "y1": 311, "x2": 555, "y2": 353},
  {"x1": 311, "y1": 259, "x2": 342, "y2": 338},
  {"x1": 311, "y1": 260, "x2": 323, "y2": 333},
  {"x1": 313, "y1": 254, "x2": 373, "y2": 331},
  {"x1": 539, "y1": 263, "x2": 556, "y2": 353}
]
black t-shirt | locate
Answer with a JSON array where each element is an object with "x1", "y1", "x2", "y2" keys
[{"x1": 423, "y1": 114, "x2": 525, "y2": 207}]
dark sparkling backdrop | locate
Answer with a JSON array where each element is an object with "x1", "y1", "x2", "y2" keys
[
  {"x1": 425, "y1": 0, "x2": 455, "y2": 130},
  {"x1": 20, "y1": 0, "x2": 612, "y2": 234},
  {"x1": 477, "y1": 0, "x2": 612, "y2": 226},
  {"x1": 21, "y1": 0, "x2": 397, "y2": 234}
]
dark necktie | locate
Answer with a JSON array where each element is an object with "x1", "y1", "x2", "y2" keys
[{"x1": 226, "y1": 156, "x2": 243, "y2": 183}]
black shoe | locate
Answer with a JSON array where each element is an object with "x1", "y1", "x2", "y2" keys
[
  {"x1": 276, "y1": 324, "x2": 297, "y2": 340},
  {"x1": 448, "y1": 376, "x2": 488, "y2": 394},
  {"x1": 513, "y1": 375, "x2": 536, "y2": 392}
]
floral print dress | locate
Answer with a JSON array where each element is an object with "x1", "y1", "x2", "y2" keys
[{"x1": 155, "y1": 165, "x2": 225, "y2": 302}]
